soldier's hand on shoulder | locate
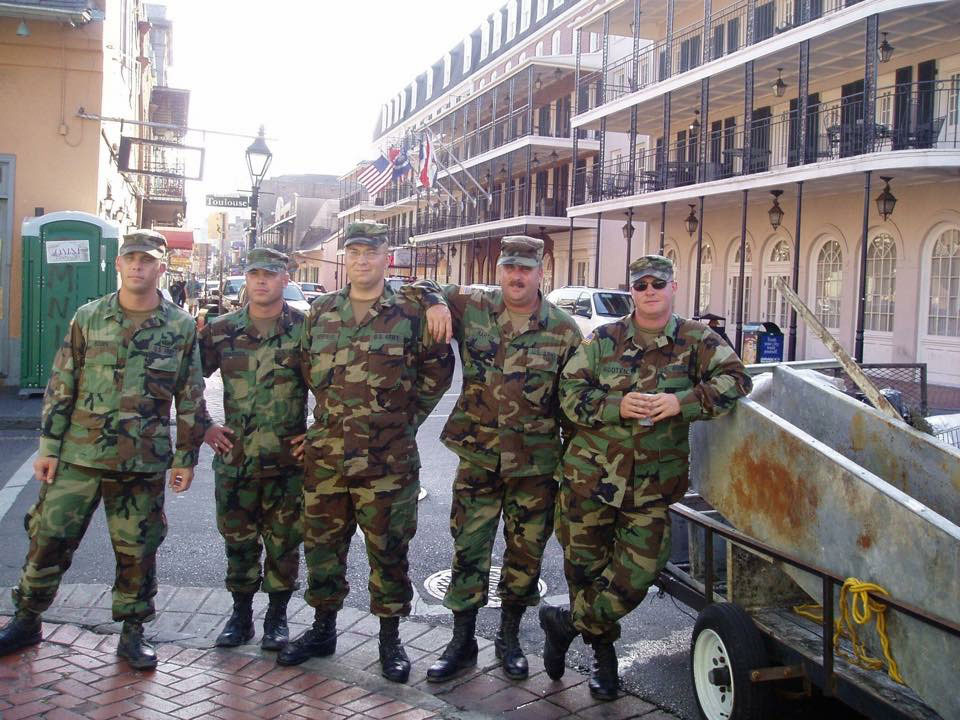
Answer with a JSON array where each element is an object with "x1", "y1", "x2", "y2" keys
[
  {"x1": 33, "y1": 456, "x2": 59, "y2": 484},
  {"x1": 204, "y1": 425, "x2": 235, "y2": 455},
  {"x1": 168, "y1": 467, "x2": 193, "y2": 493},
  {"x1": 426, "y1": 304, "x2": 453, "y2": 344}
]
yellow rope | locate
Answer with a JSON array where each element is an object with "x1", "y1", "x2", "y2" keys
[{"x1": 792, "y1": 577, "x2": 904, "y2": 684}]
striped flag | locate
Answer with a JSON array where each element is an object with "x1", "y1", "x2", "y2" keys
[
  {"x1": 357, "y1": 154, "x2": 393, "y2": 196},
  {"x1": 418, "y1": 136, "x2": 437, "y2": 189}
]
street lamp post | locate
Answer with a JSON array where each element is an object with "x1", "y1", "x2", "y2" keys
[{"x1": 245, "y1": 125, "x2": 273, "y2": 251}]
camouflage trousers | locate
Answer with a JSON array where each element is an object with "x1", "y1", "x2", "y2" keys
[
  {"x1": 444, "y1": 460, "x2": 557, "y2": 612},
  {"x1": 13, "y1": 461, "x2": 167, "y2": 623},
  {"x1": 555, "y1": 474, "x2": 673, "y2": 642},
  {"x1": 214, "y1": 469, "x2": 303, "y2": 595},
  {"x1": 302, "y1": 454, "x2": 418, "y2": 617}
]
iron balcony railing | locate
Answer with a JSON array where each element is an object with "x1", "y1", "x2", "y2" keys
[
  {"x1": 574, "y1": 80, "x2": 959, "y2": 205},
  {"x1": 415, "y1": 182, "x2": 569, "y2": 236},
  {"x1": 580, "y1": 0, "x2": 859, "y2": 113},
  {"x1": 143, "y1": 174, "x2": 185, "y2": 201}
]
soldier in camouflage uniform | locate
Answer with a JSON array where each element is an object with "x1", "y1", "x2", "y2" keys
[
  {"x1": 199, "y1": 248, "x2": 308, "y2": 651},
  {"x1": 277, "y1": 222, "x2": 454, "y2": 685},
  {"x1": 0, "y1": 230, "x2": 208, "y2": 670},
  {"x1": 540, "y1": 255, "x2": 751, "y2": 700},
  {"x1": 409, "y1": 236, "x2": 582, "y2": 683}
]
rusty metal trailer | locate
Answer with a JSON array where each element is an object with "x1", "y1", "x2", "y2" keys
[{"x1": 656, "y1": 363, "x2": 960, "y2": 720}]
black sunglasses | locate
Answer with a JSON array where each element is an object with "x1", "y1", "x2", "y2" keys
[{"x1": 632, "y1": 279, "x2": 668, "y2": 292}]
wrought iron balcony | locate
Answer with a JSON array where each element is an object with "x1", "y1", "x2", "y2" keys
[
  {"x1": 414, "y1": 182, "x2": 569, "y2": 236},
  {"x1": 574, "y1": 80, "x2": 958, "y2": 205},
  {"x1": 579, "y1": 0, "x2": 857, "y2": 114}
]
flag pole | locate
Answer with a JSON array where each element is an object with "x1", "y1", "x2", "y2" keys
[{"x1": 424, "y1": 128, "x2": 490, "y2": 203}]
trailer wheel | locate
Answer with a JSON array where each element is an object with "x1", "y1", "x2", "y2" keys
[{"x1": 690, "y1": 603, "x2": 770, "y2": 720}]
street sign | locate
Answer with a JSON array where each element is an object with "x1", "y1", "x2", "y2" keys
[{"x1": 205, "y1": 194, "x2": 249, "y2": 208}]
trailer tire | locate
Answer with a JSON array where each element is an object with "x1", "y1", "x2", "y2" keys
[{"x1": 690, "y1": 603, "x2": 770, "y2": 720}]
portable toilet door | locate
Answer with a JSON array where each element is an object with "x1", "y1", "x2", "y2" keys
[{"x1": 20, "y1": 211, "x2": 119, "y2": 391}]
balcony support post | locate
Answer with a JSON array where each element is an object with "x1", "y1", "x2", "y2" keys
[
  {"x1": 664, "y1": 0, "x2": 675, "y2": 79},
  {"x1": 698, "y1": 78, "x2": 710, "y2": 182},
  {"x1": 734, "y1": 189, "x2": 748, "y2": 354},
  {"x1": 660, "y1": 92, "x2": 671, "y2": 190},
  {"x1": 598, "y1": 117, "x2": 607, "y2": 200},
  {"x1": 855, "y1": 170, "x2": 872, "y2": 363},
  {"x1": 594, "y1": 213, "x2": 601, "y2": 287},
  {"x1": 742, "y1": 61, "x2": 754, "y2": 175},
  {"x1": 632, "y1": 0, "x2": 641, "y2": 85},
  {"x1": 789, "y1": 181, "x2": 803, "y2": 360},
  {"x1": 628, "y1": 107, "x2": 639, "y2": 195},
  {"x1": 694, "y1": 195, "x2": 705, "y2": 316},
  {"x1": 659, "y1": 201, "x2": 666, "y2": 253},
  {"x1": 525, "y1": 145, "x2": 533, "y2": 215},
  {"x1": 569, "y1": 26, "x2": 582, "y2": 281},
  {"x1": 798, "y1": 40, "x2": 810, "y2": 163},
  {"x1": 459, "y1": 237, "x2": 464, "y2": 284},
  {"x1": 863, "y1": 14, "x2": 879, "y2": 153},
  {"x1": 526, "y1": 65, "x2": 535, "y2": 140},
  {"x1": 746, "y1": 0, "x2": 755, "y2": 45},
  {"x1": 702, "y1": 0, "x2": 712, "y2": 63},
  {"x1": 600, "y1": 10, "x2": 610, "y2": 105}
]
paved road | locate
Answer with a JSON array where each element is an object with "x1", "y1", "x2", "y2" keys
[{"x1": 0, "y1": 349, "x2": 866, "y2": 719}]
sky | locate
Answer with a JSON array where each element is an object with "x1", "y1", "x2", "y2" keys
[{"x1": 160, "y1": 0, "x2": 507, "y2": 230}]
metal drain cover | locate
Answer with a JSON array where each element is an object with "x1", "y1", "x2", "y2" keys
[{"x1": 423, "y1": 566, "x2": 548, "y2": 608}]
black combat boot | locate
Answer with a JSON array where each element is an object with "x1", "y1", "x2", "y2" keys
[
  {"x1": 378, "y1": 616, "x2": 411, "y2": 683},
  {"x1": 0, "y1": 613, "x2": 42, "y2": 656},
  {"x1": 538, "y1": 606, "x2": 579, "y2": 680},
  {"x1": 116, "y1": 621, "x2": 157, "y2": 670},
  {"x1": 261, "y1": 590, "x2": 292, "y2": 651},
  {"x1": 215, "y1": 592, "x2": 255, "y2": 647},
  {"x1": 276, "y1": 610, "x2": 336, "y2": 666},
  {"x1": 427, "y1": 609, "x2": 478, "y2": 682},
  {"x1": 494, "y1": 604, "x2": 528, "y2": 680},
  {"x1": 588, "y1": 641, "x2": 619, "y2": 701}
]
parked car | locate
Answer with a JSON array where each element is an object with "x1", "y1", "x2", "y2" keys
[
  {"x1": 221, "y1": 276, "x2": 246, "y2": 309},
  {"x1": 385, "y1": 276, "x2": 414, "y2": 293},
  {"x1": 299, "y1": 281, "x2": 326, "y2": 301},
  {"x1": 467, "y1": 283, "x2": 500, "y2": 292},
  {"x1": 236, "y1": 280, "x2": 311, "y2": 314},
  {"x1": 546, "y1": 286, "x2": 634, "y2": 336}
]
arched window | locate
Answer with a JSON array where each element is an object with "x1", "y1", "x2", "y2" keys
[
  {"x1": 695, "y1": 244, "x2": 713, "y2": 316},
  {"x1": 764, "y1": 239, "x2": 792, "y2": 328},
  {"x1": 927, "y1": 228, "x2": 960, "y2": 336},
  {"x1": 535, "y1": 40, "x2": 544, "y2": 56},
  {"x1": 665, "y1": 246, "x2": 679, "y2": 273},
  {"x1": 551, "y1": 30, "x2": 561, "y2": 55},
  {"x1": 815, "y1": 239, "x2": 843, "y2": 329},
  {"x1": 865, "y1": 233, "x2": 896, "y2": 332},
  {"x1": 727, "y1": 242, "x2": 753, "y2": 326}
]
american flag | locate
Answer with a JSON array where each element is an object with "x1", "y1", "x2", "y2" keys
[{"x1": 357, "y1": 154, "x2": 394, "y2": 196}]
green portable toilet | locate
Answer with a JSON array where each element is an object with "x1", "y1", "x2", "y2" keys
[{"x1": 20, "y1": 211, "x2": 119, "y2": 393}]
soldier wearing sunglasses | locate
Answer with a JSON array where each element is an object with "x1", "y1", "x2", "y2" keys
[{"x1": 540, "y1": 254, "x2": 751, "y2": 701}]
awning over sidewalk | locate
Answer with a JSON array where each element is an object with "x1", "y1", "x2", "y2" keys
[{"x1": 155, "y1": 227, "x2": 195, "y2": 251}]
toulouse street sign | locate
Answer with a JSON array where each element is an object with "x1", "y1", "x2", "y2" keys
[{"x1": 205, "y1": 194, "x2": 249, "y2": 208}]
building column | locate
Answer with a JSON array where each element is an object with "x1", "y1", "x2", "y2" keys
[
  {"x1": 798, "y1": 40, "x2": 811, "y2": 163},
  {"x1": 693, "y1": 195, "x2": 705, "y2": 317},
  {"x1": 659, "y1": 201, "x2": 666, "y2": 253},
  {"x1": 855, "y1": 170, "x2": 872, "y2": 362},
  {"x1": 735, "y1": 189, "x2": 749, "y2": 354},
  {"x1": 742, "y1": 61, "x2": 754, "y2": 175},
  {"x1": 789, "y1": 181, "x2": 803, "y2": 360},
  {"x1": 594, "y1": 214, "x2": 601, "y2": 286}
]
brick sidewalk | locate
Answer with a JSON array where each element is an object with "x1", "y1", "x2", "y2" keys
[{"x1": 0, "y1": 585, "x2": 679, "y2": 720}]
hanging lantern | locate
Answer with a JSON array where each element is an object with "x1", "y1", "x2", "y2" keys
[
  {"x1": 878, "y1": 33, "x2": 895, "y2": 63},
  {"x1": 768, "y1": 189, "x2": 785, "y2": 230},
  {"x1": 684, "y1": 204, "x2": 699, "y2": 237},
  {"x1": 875, "y1": 176, "x2": 897, "y2": 220},
  {"x1": 772, "y1": 67, "x2": 787, "y2": 98}
]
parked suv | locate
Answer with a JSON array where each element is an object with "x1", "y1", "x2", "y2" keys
[{"x1": 546, "y1": 286, "x2": 633, "y2": 336}]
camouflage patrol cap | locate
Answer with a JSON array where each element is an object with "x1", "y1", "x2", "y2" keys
[
  {"x1": 497, "y1": 235, "x2": 543, "y2": 268},
  {"x1": 344, "y1": 221, "x2": 389, "y2": 248},
  {"x1": 245, "y1": 247, "x2": 289, "y2": 273},
  {"x1": 119, "y1": 229, "x2": 167, "y2": 259},
  {"x1": 629, "y1": 254, "x2": 674, "y2": 284}
]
